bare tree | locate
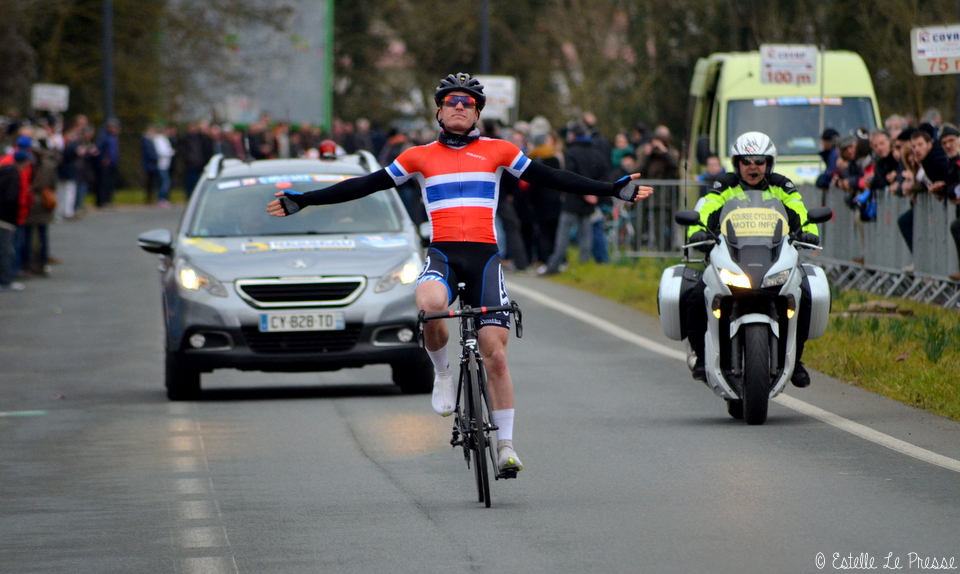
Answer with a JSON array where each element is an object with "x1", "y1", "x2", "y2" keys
[{"x1": 0, "y1": 2, "x2": 38, "y2": 115}]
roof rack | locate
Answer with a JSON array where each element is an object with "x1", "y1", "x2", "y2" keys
[{"x1": 203, "y1": 153, "x2": 225, "y2": 180}]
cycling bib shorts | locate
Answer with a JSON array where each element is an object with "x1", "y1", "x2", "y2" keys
[{"x1": 418, "y1": 241, "x2": 511, "y2": 329}]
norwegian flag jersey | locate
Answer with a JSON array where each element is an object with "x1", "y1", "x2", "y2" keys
[{"x1": 386, "y1": 138, "x2": 531, "y2": 244}]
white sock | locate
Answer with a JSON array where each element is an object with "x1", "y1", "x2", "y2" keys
[
  {"x1": 492, "y1": 409, "x2": 514, "y2": 442},
  {"x1": 426, "y1": 347, "x2": 449, "y2": 373}
]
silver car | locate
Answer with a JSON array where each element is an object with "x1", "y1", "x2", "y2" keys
[{"x1": 138, "y1": 153, "x2": 432, "y2": 400}]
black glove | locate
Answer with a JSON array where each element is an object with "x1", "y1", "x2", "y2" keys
[
  {"x1": 612, "y1": 176, "x2": 640, "y2": 201},
  {"x1": 797, "y1": 232, "x2": 820, "y2": 246},
  {"x1": 688, "y1": 230, "x2": 713, "y2": 252},
  {"x1": 279, "y1": 192, "x2": 306, "y2": 215}
]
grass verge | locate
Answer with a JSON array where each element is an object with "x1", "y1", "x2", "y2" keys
[
  {"x1": 549, "y1": 255, "x2": 960, "y2": 422},
  {"x1": 83, "y1": 188, "x2": 190, "y2": 207}
]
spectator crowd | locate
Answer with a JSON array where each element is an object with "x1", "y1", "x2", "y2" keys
[
  {"x1": 11, "y1": 100, "x2": 960, "y2": 295},
  {"x1": 816, "y1": 107, "x2": 960, "y2": 280},
  {"x1": 0, "y1": 105, "x2": 684, "y2": 292},
  {"x1": 1, "y1": 112, "x2": 114, "y2": 292},
  {"x1": 145, "y1": 111, "x2": 681, "y2": 276}
]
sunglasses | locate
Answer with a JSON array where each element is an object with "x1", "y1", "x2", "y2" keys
[
  {"x1": 442, "y1": 95, "x2": 477, "y2": 109},
  {"x1": 739, "y1": 157, "x2": 767, "y2": 166}
]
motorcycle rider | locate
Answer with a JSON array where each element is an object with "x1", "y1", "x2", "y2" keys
[{"x1": 683, "y1": 131, "x2": 820, "y2": 387}]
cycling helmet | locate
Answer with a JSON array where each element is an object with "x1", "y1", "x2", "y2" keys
[
  {"x1": 730, "y1": 131, "x2": 777, "y2": 177},
  {"x1": 434, "y1": 72, "x2": 486, "y2": 111}
]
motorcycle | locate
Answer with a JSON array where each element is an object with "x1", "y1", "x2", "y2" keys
[{"x1": 658, "y1": 190, "x2": 833, "y2": 424}]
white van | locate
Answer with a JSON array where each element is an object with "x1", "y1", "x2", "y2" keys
[{"x1": 687, "y1": 50, "x2": 882, "y2": 187}]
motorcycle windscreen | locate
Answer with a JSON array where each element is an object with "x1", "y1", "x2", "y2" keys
[{"x1": 718, "y1": 190, "x2": 789, "y2": 288}]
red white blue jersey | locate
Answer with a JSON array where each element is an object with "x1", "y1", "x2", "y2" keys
[{"x1": 385, "y1": 138, "x2": 531, "y2": 243}]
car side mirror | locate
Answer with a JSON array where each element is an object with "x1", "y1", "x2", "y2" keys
[
  {"x1": 418, "y1": 221, "x2": 431, "y2": 248},
  {"x1": 138, "y1": 229, "x2": 173, "y2": 255}
]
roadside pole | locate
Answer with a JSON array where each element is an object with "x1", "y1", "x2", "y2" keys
[{"x1": 322, "y1": 0, "x2": 333, "y2": 133}]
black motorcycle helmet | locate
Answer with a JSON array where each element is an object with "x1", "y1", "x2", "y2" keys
[{"x1": 434, "y1": 73, "x2": 486, "y2": 111}]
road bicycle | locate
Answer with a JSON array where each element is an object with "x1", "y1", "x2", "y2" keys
[{"x1": 416, "y1": 283, "x2": 523, "y2": 508}]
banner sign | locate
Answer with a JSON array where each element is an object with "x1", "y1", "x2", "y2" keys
[
  {"x1": 759, "y1": 44, "x2": 818, "y2": 86},
  {"x1": 911, "y1": 25, "x2": 960, "y2": 75}
]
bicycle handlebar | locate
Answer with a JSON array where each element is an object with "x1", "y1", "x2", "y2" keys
[{"x1": 416, "y1": 301, "x2": 523, "y2": 347}]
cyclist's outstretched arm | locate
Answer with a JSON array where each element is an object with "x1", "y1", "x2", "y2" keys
[
  {"x1": 267, "y1": 169, "x2": 394, "y2": 217},
  {"x1": 519, "y1": 161, "x2": 652, "y2": 202}
]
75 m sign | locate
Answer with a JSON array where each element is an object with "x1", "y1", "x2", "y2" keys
[{"x1": 912, "y1": 25, "x2": 960, "y2": 76}]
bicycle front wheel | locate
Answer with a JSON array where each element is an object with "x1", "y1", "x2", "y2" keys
[{"x1": 466, "y1": 352, "x2": 490, "y2": 507}]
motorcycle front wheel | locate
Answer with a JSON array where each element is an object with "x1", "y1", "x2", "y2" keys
[{"x1": 741, "y1": 323, "x2": 771, "y2": 425}]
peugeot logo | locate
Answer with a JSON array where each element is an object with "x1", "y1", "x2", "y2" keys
[{"x1": 292, "y1": 259, "x2": 307, "y2": 269}]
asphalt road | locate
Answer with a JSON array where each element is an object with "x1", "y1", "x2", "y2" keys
[{"x1": 2, "y1": 206, "x2": 959, "y2": 574}]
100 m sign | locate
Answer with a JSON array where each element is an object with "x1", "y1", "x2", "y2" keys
[{"x1": 764, "y1": 70, "x2": 814, "y2": 85}]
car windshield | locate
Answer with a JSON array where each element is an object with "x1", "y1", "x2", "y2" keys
[
  {"x1": 717, "y1": 189, "x2": 790, "y2": 246},
  {"x1": 726, "y1": 97, "x2": 876, "y2": 156},
  {"x1": 187, "y1": 176, "x2": 403, "y2": 237}
]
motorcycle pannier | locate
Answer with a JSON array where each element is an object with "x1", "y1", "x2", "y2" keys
[
  {"x1": 658, "y1": 264, "x2": 702, "y2": 341},
  {"x1": 802, "y1": 264, "x2": 831, "y2": 340}
]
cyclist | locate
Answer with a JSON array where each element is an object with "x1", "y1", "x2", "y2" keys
[
  {"x1": 683, "y1": 131, "x2": 819, "y2": 387},
  {"x1": 267, "y1": 72, "x2": 653, "y2": 473}
]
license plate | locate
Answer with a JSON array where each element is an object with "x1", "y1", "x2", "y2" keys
[{"x1": 259, "y1": 311, "x2": 345, "y2": 332}]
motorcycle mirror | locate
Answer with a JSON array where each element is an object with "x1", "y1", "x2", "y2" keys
[
  {"x1": 675, "y1": 210, "x2": 700, "y2": 226},
  {"x1": 807, "y1": 206, "x2": 833, "y2": 224}
]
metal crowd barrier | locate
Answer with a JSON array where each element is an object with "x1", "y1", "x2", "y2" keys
[
  {"x1": 611, "y1": 179, "x2": 704, "y2": 258},
  {"x1": 812, "y1": 185, "x2": 960, "y2": 308},
  {"x1": 616, "y1": 181, "x2": 960, "y2": 309}
]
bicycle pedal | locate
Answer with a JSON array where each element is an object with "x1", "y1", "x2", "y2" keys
[{"x1": 499, "y1": 469, "x2": 519, "y2": 480}]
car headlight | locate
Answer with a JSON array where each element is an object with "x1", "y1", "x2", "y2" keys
[
  {"x1": 718, "y1": 268, "x2": 751, "y2": 289},
  {"x1": 761, "y1": 269, "x2": 791, "y2": 289},
  {"x1": 374, "y1": 255, "x2": 423, "y2": 293},
  {"x1": 176, "y1": 259, "x2": 228, "y2": 297}
]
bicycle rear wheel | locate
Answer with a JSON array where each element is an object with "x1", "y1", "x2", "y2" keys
[{"x1": 466, "y1": 352, "x2": 490, "y2": 507}]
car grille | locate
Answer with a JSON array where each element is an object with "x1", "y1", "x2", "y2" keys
[
  {"x1": 241, "y1": 325, "x2": 363, "y2": 354},
  {"x1": 236, "y1": 277, "x2": 366, "y2": 308}
]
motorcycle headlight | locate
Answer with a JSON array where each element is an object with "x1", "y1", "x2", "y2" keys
[
  {"x1": 374, "y1": 254, "x2": 422, "y2": 293},
  {"x1": 761, "y1": 269, "x2": 791, "y2": 289},
  {"x1": 719, "y1": 268, "x2": 751, "y2": 289},
  {"x1": 176, "y1": 259, "x2": 228, "y2": 297}
]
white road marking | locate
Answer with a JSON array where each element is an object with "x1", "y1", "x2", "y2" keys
[
  {"x1": 773, "y1": 394, "x2": 960, "y2": 473},
  {"x1": 167, "y1": 403, "x2": 193, "y2": 415},
  {"x1": 182, "y1": 556, "x2": 237, "y2": 574},
  {"x1": 169, "y1": 418, "x2": 200, "y2": 432},
  {"x1": 167, "y1": 403, "x2": 239, "y2": 574},
  {"x1": 169, "y1": 435, "x2": 202, "y2": 452},
  {"x1": 178, "y1": 500, "x2": 217, "y2": 520},
  {"x1": 180, "y1": 526, "x2": 227, "y2": 548},
  {"x1": 508, "y1": 282, "x2": 960, "y2": 474},
  {"x1": 0, "y1": 410, "x2": 47, "y2": 417},
  {"x1": 167, "y1": 406, "x2": 240, "y2": 574},
  {"x1": 171, "y1": 456, "x2": 202, "y2": 473},
  {"x1": 176, "y1": 478, "x2": 208, "y2": 495}
]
